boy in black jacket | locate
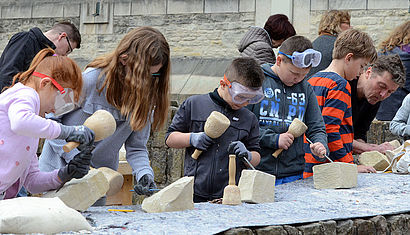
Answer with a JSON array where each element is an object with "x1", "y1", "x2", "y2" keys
[
  {"x1": 247, "y1": 36, "x2": 328, "y2": 185},
  {"x1": 166, "y1": 57, "x2": 264, "y2": 203}
]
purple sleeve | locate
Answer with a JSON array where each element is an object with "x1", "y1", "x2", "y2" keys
[{"x1": 23, "y1": 154, "x2": 62, "y2": 194}]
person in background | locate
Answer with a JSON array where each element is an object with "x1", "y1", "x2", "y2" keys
[
  {"x1": 376, "y1": 21, "x2": 410, "y2": 121},
  {"x1": 306, "y1": 10, "x2": 351, "y2": 78},
  {"x1": 238, "y1": 14, "x2": 296, "y2": 65},
  {"x1": 247, "y1": 36, "x2": 328, "y2": 185},
  {"x1": 390, "y1": 93, "x2": 410, "y2": 140},
  {"x1": 305, "y1": 29, "x2": 377, "y2": 178},
  {"x1": 39, "y1": 27, "x2": 171, "y2": 204},
  {"x1": 166, "y1": 57, "x2": 264, "y2": 202},
  {"x1": 0, "y1": 48, "x2": 94, "y2": 200},
  {"x1": 0, "y1": 22, "x2": 81, "y2": 92},
  {"x1": 351, "y1": 55, "x2": 405, "y2": 154}
]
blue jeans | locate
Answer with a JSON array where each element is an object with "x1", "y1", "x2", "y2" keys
[
  {"x1": 17, "y1": 186, "x2": 28, "y2": 197},
  {"x1": 275, "y1": 174, "x2": 303, "y2": 185}
]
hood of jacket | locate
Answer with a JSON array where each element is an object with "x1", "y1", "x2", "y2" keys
[{"x1": 238, "y1": 27, "x2": 272, "y2": 52}]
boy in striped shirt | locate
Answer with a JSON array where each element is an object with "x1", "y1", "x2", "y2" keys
[{"x1": 304, "y1": 29, "x2": 378, "y2": 178}]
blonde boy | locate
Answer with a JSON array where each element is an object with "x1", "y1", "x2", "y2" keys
[{"x1": 304, "y1": 29, "x2": 378, "y2": 177}]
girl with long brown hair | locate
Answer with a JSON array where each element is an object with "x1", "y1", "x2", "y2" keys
[
  {"x1": 39, "y1": 27, "x2": 171, "y2": 202},
  {"x1": 0, "y1": 48, "x2": 94, "y2": 200}
]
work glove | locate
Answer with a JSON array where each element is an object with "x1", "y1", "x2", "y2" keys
[
  {"x1": 189, "y1": 132, "x2": 213, "y2": 151},
  {"x1": 58, "y1": 145, "x2": 94, "y2": 183},
  {"x1": 58, "y1": 124, "x2": 95, "y2": 151},
  {"x1": 228, "y1": 141, "x2": 252, "y2": 161},
  {"x1": 134, "y1": 174, "x2": 157, "y2": 196}
]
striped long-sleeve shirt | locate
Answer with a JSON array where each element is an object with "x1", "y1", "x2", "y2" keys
[{"x1": 304, "y1": 72, "x2": 354, "y2": 178}]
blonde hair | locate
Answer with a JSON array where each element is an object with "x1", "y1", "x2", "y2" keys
[
  {"x1": 87, "y1": 27, "x2": 170, "y2": 132},
  {"x1": 318, "y1": 10, "x2": 351, "y2": 36},
  {"x1": 333, "y1": 29, "x2": 377, "y2": 63},
  {"x1": 379, "y1": 20, "x2": 410, "y2": 53},
  {"x1": 10, "y1": 48, "x2": 83, "y2": 101}
]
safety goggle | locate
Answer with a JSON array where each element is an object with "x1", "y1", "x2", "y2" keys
[
  {"x1": 278, "y1": 49, "x2": 322, "y2": 68},
  {"x1": 224, "y1": 75, "x2": 264, "y2": 104},
  {"x1": 33, "y1": 71, "x2": 77, "y2": 116}
]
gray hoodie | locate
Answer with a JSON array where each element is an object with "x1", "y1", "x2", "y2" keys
[{"x1": 238, "y1": 26, "x2": 276, "y2": 65}]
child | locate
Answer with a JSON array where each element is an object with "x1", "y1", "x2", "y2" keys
[
  {"x1": 304, "y1": 29, "x2": 378, "y2": 178},
  {"x1": 0, "y1": 48, "x2": 94, "y2": 200},
  {"x1": 166, "y1": 57, "x2": 264, "y2": 203},
  {"x1": 247, "y1": 36, "x2": 328, "y2": 185},
  {"x1": 39, "y1": 27, "x2": 171, "y2": 201}
]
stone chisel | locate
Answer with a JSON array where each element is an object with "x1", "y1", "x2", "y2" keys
[
  {"x1": 239, "y1": 152, "x2": 256, "y2": 170},
  {"x1": 305, "y1": 137, "x2": 333, "y2": 163}
]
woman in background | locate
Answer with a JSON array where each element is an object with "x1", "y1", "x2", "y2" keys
[
  {"x1": 376, "y1": 21, "x2": 410, "y2": 121},
  {"x1": 238, "y1": 14, "x2": 296, "y2": 65},
  {"x1": 306, "y1": 10, "x2": 351, "y2": 78}
]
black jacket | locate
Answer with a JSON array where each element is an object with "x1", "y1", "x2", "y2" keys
[
  {"x1": 0, "y1": 27, "x2": 55, "y2": 92},
  {"x1": 166, "y1": 90, "x2": 260, "y2": 200}
]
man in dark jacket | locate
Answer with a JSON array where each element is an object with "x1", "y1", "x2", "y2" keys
[{"x1": 0, "y1": 22, "x2": 81, "y2": 92}]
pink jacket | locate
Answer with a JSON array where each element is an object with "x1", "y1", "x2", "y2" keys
[{"x1": 0, "y1": 83, "x2": 62, "y2": 199}]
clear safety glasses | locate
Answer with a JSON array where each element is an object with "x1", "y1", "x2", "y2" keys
[
  {"x1": 278, "y1": 49, "x2": 322, "y2": 68},
  {"x1": 224, "y1": 75, "x2": 264, "y2": 104},
  {"x1": 33, "y1": 71, "x2": 77, "y2": 116}
]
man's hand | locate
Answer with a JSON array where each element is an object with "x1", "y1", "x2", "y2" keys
[
  {"x1": 58, "y1": 145, "x2": 94, "y2": 183},
  {"x1": 310, "y1": 142, "x2": 327, "y2": 158},
  {"x1": 376, "y1": 142, "x2": 394, "y2": 154},
  {"x1": 357, "y1": 165, "x2": 377, "y2": 173},
  {"x1": 278, "y1": 133, "x2": 294, "y2": 150},
  {"x1": 189, "y1": 132, "x2": 213, "y2": 151},
  {"x1": 228, "y1": 141, "x2": 252, "y2": 161},
  {"x1": 134, "y1": 174, "x2": 157, "y2": 196}
]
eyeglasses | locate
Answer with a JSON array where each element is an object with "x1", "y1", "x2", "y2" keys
[
  {"x1": 65, "y1": 36, "x2": 73, "y2": 54},
  {"x1": 152, "y1": 73, "x2": 161, "y2": 79},
  {"x1": 33, "y1": 71, "x2": 65, "y2": 94}
]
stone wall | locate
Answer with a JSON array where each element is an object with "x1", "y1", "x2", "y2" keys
[{"x1": 223, "y1": 213, "x2": 410, "y2": 235}]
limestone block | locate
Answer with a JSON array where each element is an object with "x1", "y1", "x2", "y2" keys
[
  {"x1": 389, "y1": 140, "x2": 401, "y2": 149},
  {"x1": 141, "y1": 176, "x2": 194, "y2": 213},
  {"x1": 313, "y1": 162, "x2": 357, "y2": 189},
  {"x1": 238, "y1": 170, "x2": 275, "y2": 203},
  {"x1": 358, "y1": 151, "x2": 390, "y2": 171},
  {"x1": 42, "y1": 169, "x2": 109, "y2": 212},
  {"x1": 119, "y1": 144, "x2": 126, "y2": 161}
]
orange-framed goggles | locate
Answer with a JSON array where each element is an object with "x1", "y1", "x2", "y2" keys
[
  {"x1": 223, "y1": 75, "x2": 264, "y2": 104},
  {"x1": 33, "y1": 71, "x2": 77, "y2": 116},
  {"x1": 33, "y1": 71, "x2": 65, "y2": 94}
]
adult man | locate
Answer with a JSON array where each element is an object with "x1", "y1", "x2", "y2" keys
[
  {"x1": 0, "y1": 21, "x2": 81, "y2": 92},
  {"x1": 350, "y1": 54, "x2": 405, "y2": 154}
]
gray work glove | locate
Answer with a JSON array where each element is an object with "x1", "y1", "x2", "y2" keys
[
  {"x1": 58, "y1": 124, "x2": 95, "y2": 151},
  {"x1": 228, "y1": 141, "x2": 252, "y2": 161},
  {"x1": 189, "y1": 132, "x2": 213, "y2": 151},
  {"x1": 134, "y1": 174, "x2": 157, "y2": 196},
  {"x1": 57, "y1": 145, "x2": 94, "y2": 183}
]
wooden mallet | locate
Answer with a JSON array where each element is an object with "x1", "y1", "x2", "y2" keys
[
  {"x1": 63, "y1": 110, "x2": 116, "y2": 152},
  {"x1": 272, "y1": 118, "x2": 307, "y2": 158},
  {"x1": 222, "y1": 154, "x2": 241, "y2": 205},
  {"x1": 191, "y1": 111, "x2": 230, "y2": 159}
]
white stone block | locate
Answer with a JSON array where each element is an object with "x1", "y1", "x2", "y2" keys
[
  {"x1": 205, "y1": 0, "x2": 239, "y2": 13},
  {"x1": 142, "y1": 176, "x2": 194, "y2": 213},
  {"x1": 329, "y1": 0, "x2": 366, "y2": 9},
  {"x1": 313, "y1": 162, "x2": 357, "y2": 189},
  {"x1": 359, "y1": 151, "x2": 390, "y2": 171},
  {"x1": 168, "y1": 0, "x2": 203, "y2": 14},
  {"x1": 238, "y1": 170, "x2": 275, "y2": 203},
  {"x1": 42, "y1": 169, "x2": 109, "y2": 212},
  {"x1": 239, "y1": 0, "x2": 255, "y2": 12}
]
